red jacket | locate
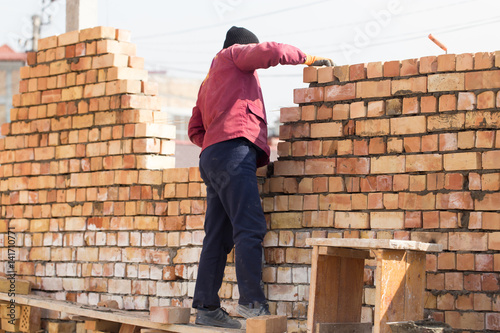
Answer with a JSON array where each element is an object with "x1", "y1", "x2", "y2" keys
[{"x1": 188, "y1": 42, "x2": 307, "y2": 167}]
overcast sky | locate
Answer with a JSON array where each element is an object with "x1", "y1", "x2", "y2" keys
[{"x1": 2, "y1": 0, "x2": 500, "y2": 125}]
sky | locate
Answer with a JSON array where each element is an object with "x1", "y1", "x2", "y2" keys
[{"x1": 2, "y1": 0, "x2": 500, "y2": 127}]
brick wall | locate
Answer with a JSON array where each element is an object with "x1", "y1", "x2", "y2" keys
[{"x1": 0, "y1": 27, "x2": 499, "y2": 332}]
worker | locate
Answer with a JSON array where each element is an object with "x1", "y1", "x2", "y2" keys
[{"x1": 188, "y1": 26, "x2": 333, "y2": 329}]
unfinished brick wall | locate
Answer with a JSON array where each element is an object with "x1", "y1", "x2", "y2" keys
[
  {"x1": 1, "y1": 27, "x2": 499, "y2": 332},
  {"x1": 267, "y1": 53, "x2": 500, "y2": 331}
]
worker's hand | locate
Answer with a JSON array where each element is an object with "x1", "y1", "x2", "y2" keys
[{"x1": 305, "y1": 55, "x2": 335, "y2": 67}]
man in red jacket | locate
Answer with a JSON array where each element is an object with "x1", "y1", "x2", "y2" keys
[{"x1": 188, "y1": 26, "x2": 333, "y2": 329}]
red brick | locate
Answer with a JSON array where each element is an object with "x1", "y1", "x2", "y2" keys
[
  {"x1": 456, "y1": 53, "x2": 473, "y2": 71},
  {"x1": 474, "y1": 52, "x2": 494, "y2": 69},
  {"x1": 445, "y1": 311, "x2": 484, "y2": 330},
  {"x1": 303, "y1": 66, "x2": 318, "y2": 83},
  {"x1": 370, "y1": 211, "x2": 404, "y2": 229},
  {"x1": 317, "y1": 105, "x2": 333, "y2": 120},
  {"x1": 444, "y1": 152, "x2": 481, "y2": 171},
  {"x1": 420, "y1": 56, "x2": 437, "y2": 74},
  {"x1": 310, "y1": 122, "x2": 343, "y2": 138},
  {"x1": 390, "y1": 115, "x2": 426, "y2": 135},
  {"x1": 293, "y1": 87, "x2": 324, "y2": 103},
  {"x1": 355, "y1": 119, "x2": 389, "y2": 137},
  {"x1": 337, "y1": 157, "x2": 369, "y2": 175},
  {"x1": 280, "y1": 107, "x2": 300, "y2": 123},
  {"x1": 356, "y1": 80, "x2": 391, "y2": 99},
  {"x1": 349, "y1": 63, "x2": 366, "y2": 80},
  {"x1": 439, "y1": 133, "x2": 458, "y2": 151},
  {"x1": 457, "y1": 253, "x2": 475, "y2": 271},
  {"x1": 421, "y1": 96, "x2": 437, "y2": 113},
  {"x1": 371, "y1": 155, "x2": 405, "y2": 174},
  {"x1": 335, "y1": 212, "x2": 369, "y2": 229},
  {"x1": 333, "y1": 65, "x2": 349, "y2": 82},
  {"x1": 437, "y1": 54, "x2": 456, "y2": 72},
  {"x1": 383, "y1": 60, "x2": 400, "y2": 77},
  {"x1": 392, "y1": 77, "x2": 427, "y2": 95},
  {"x1": 366, "y1": 62, "x2": 382, "y2": 78},
  {"x1": 401, "y1": 59, "x2": 419, "y2": 76},
  {"x1": 457, "y1": 92, "x2": 476, "y2": 111},
  {"x1": 465, "y1": 70, "x2": 500, "y2": 90},
  {"x1": 324, "y1": 83, "x2": 355, "y2": 102},
  {"x1": 428, "y1": 73, "x2": 465, "y2": 92},
  {"x1": 449, "y1": 232, "x2": 488, "y2": 251}
]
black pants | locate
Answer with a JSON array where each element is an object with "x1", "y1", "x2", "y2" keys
[{"x1": 192, "y1": 139, "x2": 267, "y2": 308}]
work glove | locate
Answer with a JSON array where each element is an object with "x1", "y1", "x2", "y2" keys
[{"x1": 305, "y1": 55, "x2": 335, "y2": 67}]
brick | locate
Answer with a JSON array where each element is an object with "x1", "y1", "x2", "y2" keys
[
  {"x1": 38, "y1": 36, "x2": 58, "y2": 50},
  {"x1": 392, "y1": 77, "x2": 427, "y2": 96},
  {"x1": 356, "y1": 80, "x2": 391, "y2": 99},
  {"x1": 474, "y1": 51, "x2": 494, "y2": 69},
  {"x1": 303, "y1": 66, "x2": 318, "y2": 83},
  {"x1": 349, "y1": 63, "x2": 366, "y2": 80},
  {"x1": 80, "y1": 26, "x2": 116, "y2": 41},
  {"x1": 383, "y1": 60, "x2": 400, "y2": 77},
  {"x1": 420, "y1": 56, "x2": 437, "y2": 73},
  {"x1": 457, "y1": 53, "x2": 473, "y2": 71},
  {"x1": 274, "y1": 160, "x2": 304, "y2": 176},
  {"x1": 489, "y1": 232, "x2": 500, "y2": 250},
  {"x1": 482, "y1": 150, "x2": 500, "y2": 169},
  {"x1": 293, "y1": 87, "x2": 324, "y2": 104},
  {"x1": 150, "y1": 306, "x2": 190, "y2": 324},
  {"x1": 355, "y1": 119, "x2": 389, "y2": 136},
  {"x1": 390, "y1": 115, "x2": 426, "y2": 135},
  {"x1": 58, "y1": 30, "x2": 80, "y2": 46},
  {"x1": 350, "y1": 101, "x2": 365, "y2": 118},
  {"x1": 428, "y1": 113, "x2": 465, "y2": 132},
  {"x1": 437, "y1": 54, "x2": 456, "y2": 72},
  {"x1": 457, "y1": 92, "x2": 476, "y2": 111},
  {"x1": 444, "y1": 152, "x2": 481, "y2": 171},
  {"x1": 333, "y1": 65, "x2": 349, "y2": 82},
  {"x1": 400, "y1": 58, "x2": 419, "y2": 76},
  {"x1": 428, "y1": 73, "x2": 464, "y2": 92},
  {"x1": 445, "y1": 311, "x2": 484, "y2": 330},
  {"x1": 366, "y1": 62, "x2": 382, "y2": 78},
  {"x1": 370, "y1": 211, "x2": 404, "y2": 229},
  {"x1": 337, "y1": 157, "x2": 369, "y2": 175},
  {"x1": 371, "y1": 156, "x2": 405, "y2": 174},
  {"x1": 317, "y1": 66, "x2": 335, "y2": 83},
  {"x1": 449, "y1": 232, "x2": 487, "y2": 251},
  {"x1": 92, "y1": 53, "x2": 129, "y2": 69},
  {"x1": 465, "y1": 70, "x2": 500, "y2": 90},
  {"x1": 324, "y1": 83, "x2": 355, "y2": 102},
  {"x1": 399, "y1": 193, "x2": 435, "y2": 210},
  {"x1": 310, "y1": 122, "x2": 343, "y2": 138},
  {"x1": 405, "y1": 154, "x2": 442, "y2": 172}
]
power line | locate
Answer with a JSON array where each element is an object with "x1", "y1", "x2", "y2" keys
[{"x1": 134, "y1": 0, "x2": 333, "y2": 40}]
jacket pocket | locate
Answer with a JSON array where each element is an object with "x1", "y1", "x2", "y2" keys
[{"x1": 247, "y1": 101, "x2": 267, "y2": 124}]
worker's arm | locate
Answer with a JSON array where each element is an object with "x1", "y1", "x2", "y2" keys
[
  {"x1": 232, "y1": 41, "x2": 333, "y2": 72},
  {"x1": 188, "y1": 105, "x2": 205, "y2": 148}
]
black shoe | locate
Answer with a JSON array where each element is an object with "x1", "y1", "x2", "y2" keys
[
  {"x1": 236, "y1": 301, "x2": 271, "y2": 318},
  {"x1": 195, "y1": 307, "x2": 242, "y2": 329}
]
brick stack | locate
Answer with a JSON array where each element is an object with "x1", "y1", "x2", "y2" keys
[
  {"x1": 0, "y1": 27, "x2": 184, "y2": 315},
  {"x1": 266, "y1": 52, "x2": 500, "y2": 331}
]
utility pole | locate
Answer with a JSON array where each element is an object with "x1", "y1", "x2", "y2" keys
[
  {"x1": 66, "y1": 0, "x2": 98, "y2": 32},
  {"x1": 32, "y1": 14, "x2": 41, "y2": 51}
]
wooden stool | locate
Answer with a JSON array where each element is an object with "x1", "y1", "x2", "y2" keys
[{"x1": 306, "y1": 238, "x2": 442, "y2": 333}]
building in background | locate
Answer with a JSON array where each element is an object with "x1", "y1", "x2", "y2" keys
[{"x1": 0, "y1": 44, "x2": 26, "y2": 126}]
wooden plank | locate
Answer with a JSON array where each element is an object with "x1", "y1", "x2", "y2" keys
[
  {"x1": 316, "y1": 322, "x2": 372, "y2": 333},
  {"x1": 373, "y1": 250, "x2": 407, "y2": 333},
  {"x1": 318, "y1": 246, "x2": 373, "y2": 259},
  {"x1": 0, "y1": 277, "x2": 31, "y2": 295},
  {"x1": 0, "y1": 293, "x2": 243, "y2": 333},
  {"x1": 245, "y1": 315, "x2": 287, "y2": 333},
  {"x1": 307, "y1": 246, "x2": 340, "y2": 333},
  {"x1": 336, "y1": 257, "x2": 364, "y2": 322},
  {"x1": 404, "y1": 251, "x2": 426, "y2": 321},
  {"x1": 306, "y1": 238, "x2": 442, "y2": 252}
]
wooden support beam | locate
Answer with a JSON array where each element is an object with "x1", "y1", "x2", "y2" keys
[
  {"x1": 307, "y1": 246, "x2": 365, "y2": 333},
  {"x1": 245, "y1": 315, "x2": 287, "y2": 333},
  {"x1": 374, "y1": 250, "x2": 426, "y2": 333},
  {"x1": 0, "y1": 293, "x2": 243, "y2": 333}
]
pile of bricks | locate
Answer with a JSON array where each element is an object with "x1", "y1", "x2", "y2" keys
[
  {"x1": 268, "y1": 52, "x2": 500, "y2": 331},
  {"x1": 1, "y1": 25, "x2": 500, "y2": 332}
]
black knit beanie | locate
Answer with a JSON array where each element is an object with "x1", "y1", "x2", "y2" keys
[{"x1": 223, "y1": 26, "x2": 259, "y2": 49}]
